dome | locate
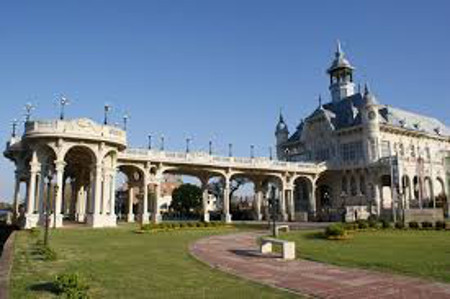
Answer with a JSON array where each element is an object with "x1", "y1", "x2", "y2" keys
[{"x1": 326, "y1": 41, "x2": 354, "y2": 74}]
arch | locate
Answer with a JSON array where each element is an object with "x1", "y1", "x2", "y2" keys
[
  {"x1": 435, "y1": 177, "x2": 446, "y2": 208},
  {"x1": 423, "y1": 177, "x2": 433, "y2": 207},
  {"x1": 401, "y1": 175, "x2": 412, "y2": 208},
  {"x1": 63, "y1": 144, "x2": 98, "y2": 165},
  {"x1": 293, "y1": 176, "x2": 314, "y2": 214}
]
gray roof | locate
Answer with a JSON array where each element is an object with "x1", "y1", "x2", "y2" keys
[{"x1": 287, "y1": 93, "x2": 450, "y2": 142}]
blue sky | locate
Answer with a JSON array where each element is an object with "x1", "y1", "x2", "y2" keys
[{"x1": 0, "y1": 1, "x2": 449, "y2": 200}]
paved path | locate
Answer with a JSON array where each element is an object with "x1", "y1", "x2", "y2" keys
[{"x1": 190, "y1": 232, "x2": 450, "y2": 298}]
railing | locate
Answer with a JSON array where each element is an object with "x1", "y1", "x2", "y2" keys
[
  {"x1": 23, "y1": 119, "x2": 127, "y2": 145},
  {"x1": 121, "y1": 148, "x2": 324, "y2": 172}
]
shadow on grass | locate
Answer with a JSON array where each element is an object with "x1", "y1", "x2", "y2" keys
[{"x1": 29, "y1": 282, "x2": 58, "y2": 295}]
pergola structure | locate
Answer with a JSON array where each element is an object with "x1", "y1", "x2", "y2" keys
[{"x1": 4, "y1": 118, "x2": 326, "y2": 228}]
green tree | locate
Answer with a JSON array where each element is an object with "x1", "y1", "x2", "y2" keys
[{"x1": 170, "y1": 184, "x2": 202, "y2": 215}]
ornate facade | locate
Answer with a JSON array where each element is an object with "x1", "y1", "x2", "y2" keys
[{"x1": 276, "y1": 42, "x2": 450, "y2": 222}]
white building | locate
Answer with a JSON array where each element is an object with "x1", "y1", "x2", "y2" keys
[{"x1": 276, "y1": 42, "x2": 450, "y2": 222}]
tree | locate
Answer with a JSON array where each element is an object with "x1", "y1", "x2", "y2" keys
[
  {"x1": 207, "y1": 177, "x2": 249, "y2": 208},
  {"x1": 170, "y1": 184, "x2": 202, "y2": 215}
]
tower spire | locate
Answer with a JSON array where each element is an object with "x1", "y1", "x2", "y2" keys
[{"x1": 336, "y1": 40, "x2": 343, "y2": 57}]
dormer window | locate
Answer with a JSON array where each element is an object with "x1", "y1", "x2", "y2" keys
[
  {"x1": 399, "y1": 119, "x2": 406, "y2": 128},
  {"x1": 434, "y1": 127, "x2": 441, "y2": 135},
  {"x1": 413, "y1": 122, "x2": 420, "y2": 130}
]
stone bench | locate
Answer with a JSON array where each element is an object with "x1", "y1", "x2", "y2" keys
[
  {"x1": 275, "y1": 225, "x2": 289, "y2": 235},
  {"x1": 260, "y1": 237, "x2": 296, "y2": 260}
]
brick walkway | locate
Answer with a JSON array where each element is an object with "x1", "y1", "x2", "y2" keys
[{"x1": 189, "y1": 232, "x2": 450, "y2": 298}]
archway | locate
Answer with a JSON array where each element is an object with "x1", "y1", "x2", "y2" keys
[
  {"x1": 435, "y1": 177, "x2": 446, "y2": 208},
  {"x1": 293, "y1": 176, "x2": 314, "y2": 221},
  {"x1": 63, "y1": 146, "x2": 97, "y2": 224},
  {"x1": 315, "y1": 184, "x2": 333, "y2": 221},
  {"x1": 116, "y1": 164, "x2": 146, "y2": 223}
]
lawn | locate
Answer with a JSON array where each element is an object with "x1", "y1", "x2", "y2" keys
[
  {"x1": 11, "y1": 224, "x2": 297, "y2": 299},
  {"x1": 280, "y1": 229, "x2": 450, "y2": 282}
]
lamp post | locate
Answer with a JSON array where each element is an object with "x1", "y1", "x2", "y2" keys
[
  {"x1": 160, "y1": 135, "x2": 165, "y2": 151},
  {"x1": 186, "y1": 137, "x2": 191, "y2": 153},
  {"x1": 208, "y1": 140, "x2": 213, "y2": 155},
  {"x1": 228, "y1": 143, "x2": 233, "y2": 157},
  {"x1": 268, "y1": 186, "x2": 278, "y2": 237},
  {"x1": 148, "y1": 134, "x2": 152, "y2": 150},
  {"x1": 269, "y1": 146, "x2": 273, "y2": 161},
  {"x1": 250, "y1": 145, "x2": 254, "y2": 159},
  {"x1": 24, "y1": 102, "x2": 35, "y2": 122},
  {"x1": 58, "y1": 96, "x2": 70, "y2": 120},
  {"x1": 43, "y1": 167, "x2": 54, "y2": 246},
  {"x1": 123, "y1": 112, "x2": 130, "y2": 131},
  {"x1": 11, "y1": 119, "x2": 18, "y2": 138},
  {"x1": 104, "y1": 104, "x2": 112, "y2": 125},
  {"x1": 53, "y1": 184, "x2": 59, "y2": 229},
  {"x1": 285, "y1": 148, "x2": 290, "y2": 162}
]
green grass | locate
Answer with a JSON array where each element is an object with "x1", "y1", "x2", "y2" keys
[
  {"x1": 11, "y1": 224, "x2": 297, "y2": 298},
  {"x1": 280, "y1": 229, "x2": 450, "y2": 282}
]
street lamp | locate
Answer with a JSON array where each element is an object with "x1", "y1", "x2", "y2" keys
[
  {"x1": 104, "y1": 104, "x2": 112, "y2": 125},
  {"x1": 250, "y1": 145, "x2": 254, "y2": 159},
  {"x1": 58, "y1": 96, "x2": 70, "y2": 120},
  {"x1": 123, "y1": 112, "x2": 130, "y2": 131},
  {"x1": 11, "y1": 119, "x2": 18, "y2": 137},
  {"x1": 53, "y1": 184, "x2": 59, "y2": 229},
  {"x1": 285, "y1": 148, "x2": 290, "y2": 162},
  {"x1": 160, "y1": 135, "x2": 165, "y2": 151},
  {"x1": 208, "y1": 140, "x2": 213, "y2": 155},
  {"x1": 186, "y1": 137, "x2": 191, "y2": 153},
  {"x1": 24, "y1": 102, "x2": 35, "y2": 122},
  {"x1": 268, "y1": 186, "x2": 279, "y2": 237},
  {"x1": 148, "y1": 134, "x2": 152, "y2": 150},
  {"x1": 228, "y1": 143, "x2": 233, "y2": 157},
  {"x1": 269, "y1": 146, "x2": 273, "y2": 161},
  {"x1": 44, "y1": 167, "x2": 54, "y2": 246}
]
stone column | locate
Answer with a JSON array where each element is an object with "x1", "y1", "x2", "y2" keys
[
  {"x1": 102, "y1": 171, "x2": 110, "y2": 215},
  {"x1": 374, "y1": 183, "x2": 381, "y2": 216},
  {"x1": 286, "y1": 188, "x2": 294, "y2": 221},
  {"x1": 76, "y1": 185, "x2": 86, "y2": 222},
  {"x1": 141, "y1": 174, "x2": 150, "y2": 224},
  {"x1": 12, "y1": 174, "x2": 21, "y2": 219},
  {"x1": 279, "y1": 187, "x2": 288, "y2": 221},
  {"x1": 309, "y1": 183, "x2": 317, "y2": 220},
  {"x1": 152, "y1": 182, "x2": 162, "y2": 224},
  {"x1": 109, "y1": 170, "x2": 117, "y2": 220},
  {"x1": 26, "y1": 169, "x2": 38, "y2": 215},
  {"x1": 54, "y1": 160, "x2": 65, "y2": 228},
  {"x1": 202, "y1": 187, "x2": 210, "y2": 222},
  {"x1": 127, "y1": 187, "x2": 135, "y2": 222},
  {"x1": 254, "y1": 183, "x2": 263, "y2": 221},
  {"x1": 87, "y1": 164, "x2": 103, "y2": 227},
  {"x1": 222, "y1": 177, "x2": 231, "y2": 223}
]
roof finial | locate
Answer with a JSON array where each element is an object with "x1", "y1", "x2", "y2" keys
[
  {"x1": 336, "y1": 39, "x2": 343, "y2": 57},
  {"x1": 364, "y1": 83, "x2": 370, "y2": 95},
  {"x1": 279, "y1": 107, "x2": 284, "y2": 122},
  {"x1": 318, "y1": 94, "x2": 322, "y2": 107}
]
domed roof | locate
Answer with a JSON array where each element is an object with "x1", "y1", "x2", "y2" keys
[{"x1": 327, "y1": 41, "x2": 354, "y2": 74}]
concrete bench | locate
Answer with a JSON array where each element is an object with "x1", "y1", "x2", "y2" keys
[
  {"x1": 275, "y1": 225, "x2": 289, "y2": 235},
  {"x1": 260, "y1": 237, "x2": 296, "y2": 260}
]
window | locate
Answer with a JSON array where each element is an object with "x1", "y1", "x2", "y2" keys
[
  {"x1": 341, "y1": 177, "x2": 348, "y2": 195},
  {"x1": 410, "y1": 145, "x2": 416, "y2": 158},
  {"x1": 360, "y1": 176, "x2": 366, "y2": 195},
  {"x1": 399, "y1": 143, "x2": 405, "y2": 156},
  {"x1": 381, "y1": 140, "x2": 390, "y2": 158},
  {"x1": 340, "y1": 141, "x2": 364, "y2": 162},
  {"x1": 350, "y1": 177, "x2": 357, "y2": 196}
]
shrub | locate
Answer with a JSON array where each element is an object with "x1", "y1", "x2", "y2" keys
[
  {"x1": 36, "y1": 244, "x2": 58, "y2": 261},
  {"x1": 394, "y1": 222, "x2": 405, "y2": 229},
  {"x1": 343, "y1": 222, "x2": 358, "y2": 231},
  {"x1": 357, "y1": 220, "x2": 369, "y2": 229},
  {"x1": 54, "y1": 272, "x2": 89, "y2": 299},
  {"x1": 29, "y1": 227, "x2": 40, "y2": 238},
  {"x1": 186, "y1": 222, "x2": 195, "y2": 228},
  {"x1": 325, "y1": 223, "x2": 346, "y2": 239},
  {"x1": 435, "y1": 221, "x2": 446, "y2": 230},
  {"x1": 409, "y1": 221, "x2": 419, "y2": 229},
  {"x1": 421, "y1": 221, "x2": 433, "y2": 229},
  {"x1": 367, "y1": 214, "x2": 378, "y2": 222},
  {"x1": 368, "y1": 220, "x2": 378, "y2": 228},
  {"x1": 381, "y1": 219, "x2": 392, "y2": 229},
  {"x1": 179, "y1": 223, "x2": 186, "y2": 228}
]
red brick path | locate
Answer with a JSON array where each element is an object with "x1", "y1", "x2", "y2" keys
[{"x1": 189, "y1": 232, "x2": 450, "y2": 298}]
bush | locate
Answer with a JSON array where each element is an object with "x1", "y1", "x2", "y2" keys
[
  {"x1": 54, "y1": 272, "x2": 89, "y2": 299},
  {"x1": 356, "y1": 220, "x2": 369, "y2": 229},
  {"x1": 29, "y1": 227, "x2": 40, "y2": 238},
  {"x1": 394, "y1": 222, "x2": 405, "y2": 229},
  {"x1": 435, "y1": 221, "x2": 446, "y2": 230},
  {"x1": 35, "y1": 241, "x2": 58, "y2": 261},
  {"x1": 368, "y1": 220, "x2": 378, "y2": 228},
  {"x1": 380, "y1": 219, "x2": 392, "y2": 229},
  {"x1": 325, "y1": 223, "x2": 346, "y2": 238},
  {"x1": 343, "y1": 222, "x2": 358, "y2": 231},
  {"x1": 409, "y1": 221, "x2": 419, "y2": 229},
  {"x1": 421, "y1": 221, "x2": 433, "y2": 229},
  {"x1": 367, "y1": 214, "x2": 378, "y2": 222}
]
